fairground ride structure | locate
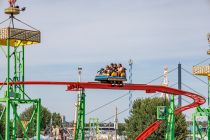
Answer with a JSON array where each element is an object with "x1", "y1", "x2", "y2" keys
[
  {"x1": 0, "y1": 81, "x2": 206, "y2": 139},
  {"x1": 0, "y1": 1, "x2": 41, "y2": 140},
  {"x1": 0, "y1": 1, "x2": 208, "y2": 140}
]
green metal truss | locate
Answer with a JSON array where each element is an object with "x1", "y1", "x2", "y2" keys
[
  {"x1": 165, "y1": 95, "x2": 175, "y2": 140},
  {"x1": 0, "y1": 39, "x2": 41, "y2": 140},
  {"x1": 157, "y1": 95, "x2": 175, "y2": 140},
  {"x1": 89, "y1": 117, "x2": 100, "y2": 139},
  {"x1": 192, "y1": 77, "x2": 210, "y2": 140},
  {"x1": 192, "y1": 106, "x2": 210, "y2": 140},
  {"x1": 74, "y1": 89, "x2": 86, "y2": 140}
]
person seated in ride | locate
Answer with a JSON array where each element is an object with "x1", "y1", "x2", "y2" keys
[
  {"x1": 105, "y1": 65, "x2": 112, "y2": 76},
  {"x1": 117, "y1": 64, "x2": 126, "y2": 77},
  {"x1": 113, "y1": 63, "x2": 118, "y2": 71},
  {"x1": 110, "y1": 63, "x2": 114, "y2": 68},
  {"x1": 102, "y1": 70, "x2": 109, "y2": 76},
  {"x1": 111, "y1": 69, "x2": 118, "y2": 76},
  {"x1": 108, "y1": 68, "x2": 113, "y2": 76},
  {"x1": 97, "y1": 68, "x2": 104, "y2": 76},
  {"x1": 107, "y1": 66, "x2": 113, "y2": 76},
  {"x1": 121, "y1": 67, "x2": 126, "y2": 77},
  {"x1": 120, "y1": 70, "x2": 126, "y2": 77}
]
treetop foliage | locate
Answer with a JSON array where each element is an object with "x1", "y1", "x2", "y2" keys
[{"x1": 124, "y1": 97, "x2": 188, "y2": 140}]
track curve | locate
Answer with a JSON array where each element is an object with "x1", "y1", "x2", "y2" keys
[
  {"x1": 0, "y1": 81, "x2": 205, "y2": 139},
  {"x1": 134, "y1": 86, "x2": 205, "y2": 139}
]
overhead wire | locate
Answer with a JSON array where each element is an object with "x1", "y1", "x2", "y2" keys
[
  {"x1": 86, "y1": 67, "x2": 178, "y2": 116},
  {"x1": 150, "y1": 82, "x2": 177, "y2": 99},
  {"x1": 147, "y1": 67, "x2": 178, "y2": 84},
  {"x1": 100, "y1": 82, "x2": 179, "y2": 122},
  {"x1": 86, "y1": 93, "x2": 129, "y2": 115},
  {"x1": 0, "y1": 18, "x2": 10, "y2": 25},
  {"x1": 100, "y1": 108, "x2": 129, "y2": 123},
  {"x1": 182, "y1": 68, "x2": 208, "y2": 85},
  {"x1": 170, "y1": 82, "x2": 178, "y2": 88},
  {"x1": 182, "y1": 97, "x2": 191, "y2": 104},
  {"x1": 194, "y1": 57, "x2": 210, "y2": 66},
  {"x1": 181, "y1": 57, "x2": 210, "y2": 85},
  {"x1": 182, "y1": 82, "x2": 207, "y2": 99},
  {"x1": 180, "y1": 57, "x2": 210, "y2": 108}
]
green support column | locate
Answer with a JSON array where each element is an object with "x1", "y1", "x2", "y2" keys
[
  {"x1": 193, "y1": 114, "x2": 196, "y2": 140},
  {"x1": 5, "y1": 99, "x2": 10, "y2": 140},
  {"x1": 208, "y1": 77, "x2": 210, "y2": 107},
  {"x1": 22, "y1": 46, "x2": 25, "y2": 99},
  {"x1": 36, "y1": 99, "x2": 41, "y2": 140},
  {"x1": 165, "y1": 95, "x2": 175, "y2": 140},
  {"x1": 208, "y1": 76, "x2": 210, "y2": 140},
  {"x1": 5, "y1": 39, "x2": 10, "y2": 140},
  {"x1": 81, "y1": 92, "x2": 85, "y2": 140},
  {"x1": 12, "y1": 47, "x2": 17, "y2": 140},
  {"x1": 75, "y1": 89, "x2": 86, "y2": 140},
  {"x1": 12, "y1": 103, "x2": 17, "y2": 139}
]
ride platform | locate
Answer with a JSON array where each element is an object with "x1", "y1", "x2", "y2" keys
[
  {"x1": 192, "y1": 65, "x2": 210, "y2": 76},
  {"x1": 0, "y1": 27, "x2": 40, "y2": 47}
]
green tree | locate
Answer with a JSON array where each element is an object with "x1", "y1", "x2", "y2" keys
[
  {"x1": 52, "y1": 112, "x2": 62, "y2": 127},
  {"x1": 124, "y1": 97, "x2": 188, "y2": 140},
  {"x1": 17, "y1": 105, "x2": 51, "y2": 138},
  {"x1": 117, "y1": 123, "x2": 126, "y2": 136}
]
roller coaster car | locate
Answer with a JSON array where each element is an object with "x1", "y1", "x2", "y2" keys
[{"x1": 95, "y1": 75, "x2": 127, "y2": 84}]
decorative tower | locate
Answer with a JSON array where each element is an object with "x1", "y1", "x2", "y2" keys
[
  {"x1": 160, "y1": 65, "x2": 170, "y2": 100},
  {"x1": 0, "y1": 1, "x2": 41, "y2": 140}
]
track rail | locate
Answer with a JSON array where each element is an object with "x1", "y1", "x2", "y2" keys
[
  {"x1": 0, "y1": 81, "x2": 205, "y2": 139},
  {"x1": 66, "y1": 82, "x2": 205, "y2": 139}
]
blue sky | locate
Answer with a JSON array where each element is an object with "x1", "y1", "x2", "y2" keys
[{"x1": 0, "y1": 0, "x2": 210, "y2": 122}]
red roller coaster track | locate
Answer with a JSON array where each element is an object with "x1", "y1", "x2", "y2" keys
[{"x1": 0, "y1": 81, "x2": 205, "y2": 139}]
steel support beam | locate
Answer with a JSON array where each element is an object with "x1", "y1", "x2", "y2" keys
[
  {"x1": 208, "y1": 77, "x2": 210, "y2": 139},
  {"x1": 178, "y1": 63, "x2": 182, "y2": 107},
  {"x1": 36, "y1": 99, "x2": 41, "y2": 140},
  {"x1": 5, "y1": 38, "x2": 10, "y2": 140},
  {"x1": 75, "y1": 89, "x2": 86, "y2": 140},
  {"x1": 165, "y1": 95, "x2": 175, "y2": 140}
]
